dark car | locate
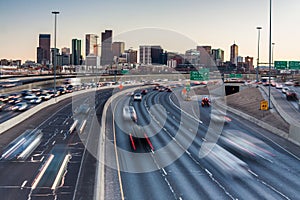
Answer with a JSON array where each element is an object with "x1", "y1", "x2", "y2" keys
[
  {"x1": 286, "y1": 89, "x2": 298, "y2": 101},
  {"x1": 141, "y1": 89, "x2": 148, "y2": 95}
]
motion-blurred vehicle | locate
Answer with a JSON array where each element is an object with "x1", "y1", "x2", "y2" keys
[
  {"x1": 123, "y1": 106, "x2": 137, "y2": 122},
  {"x1": 8, "y1": 97, "x2": 22, "y2": 105},
  {"x1": 29, "y1": 97, "x2": 42, "y2": 104},
  {"x1": 0, "y1": 102, "x2": 5, "y2": 111},
  {"x1": 39, "y1": 93, "x2": 52, "y2": 101},
  {"x1": 210, "y1": 109, "x2": 231, "y2": 124},
  {"x1": 294, "y1": 81, "x2": 300, "y2": 87},
  {"x1": 201, "y1": 96, "x2": 210, "y2": 107},
  {"x1": 141, "y1": 89, "x2": 148, "y2": 95},
  {"x1": 165, "y1": 87, "x2": 172, "y2": 92},
  {"x1": 12, "y1": 102, "x2": 28, "y2": 111},
  {"x1": 133, "y1": 93, "x2": 142, "y2": 101},
  {"x1": 282, "y1": 87, "x2": 289, "y2": 94},
  {"x1": 284, "y1": 81, "x2": 294, "y2": 86},
  {"x1": 0, "y1": 95, "x2": 9, "y2": 102},
  {"x1": 275, "y1": 83, "x2": 283, "y2": 89},
  {"x1": 286, "y1": 89, "x2": 298, "y2": 101},
  {"x1": 24, "y1": 94, "x2": 37, "y2": 100}
]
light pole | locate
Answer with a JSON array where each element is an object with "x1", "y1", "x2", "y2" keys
[
  {"x1": 272, "y1": 42, "x2": 275, "y2": 67},
  {"x1": 52, "y1": 11, "x2": 59, "y2": 96},
  {"x1": 268, "y1": 0, "x2": 272, "y2": 109},
  {"x1": 256, "y1": 27, "x2": 262, "y2": 82}
]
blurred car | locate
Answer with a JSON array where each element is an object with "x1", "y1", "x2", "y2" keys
[
  {"x1": 133, "y1": 93, "x2": 142, "y2": 101},
  {"x1": 29, "y1": 97, "x2": 42, "y2": 104},
  {"x1": 0, "y1": 101, "x2": 5, "y2": 111},
  {"x1": 123, "y1": 106, "x2": 137, "y2": 122},
  {"x1": 39, "y1": 93, "x2": 52, "y2": 100},
  {"x1": 0, "y1": 95, "x2": 9, "y2": 102},
  {"x1": 8, "y1": 97, "x2": 22, "y2": 105},
  {"x1": 12, "y1": 102, "x2": 28, "y2": 111},
  {"x1": 284, "y1": 81, "x2": 294, "y2": 86},
  {"x1": 141, "y1": 89, "x2": 148, "y2": 95},
  {"x1": 24, "y1": 94, "x2": 37, "y2": 100},
  {"x1": 166, "y1": 87, "x2": 172, "y2": 92},
  {"x1": 275, "y1": 83, "x2": 283, "y2": 89},
  {"x1": 282, "y1": 87, "x2": 289, "y2": 94},
  {"x1": 210, "y1": 109, "x2": 231, "y2": 124},
  {"x1": 286, "y1": 89, "x2": 298, "y2": 101},
  {"x1": 294, "y1": 81, "x2": 300, "y2": 87},
  {"x1": 201, "y1": 96, "x2": 210, "y2": 107}
]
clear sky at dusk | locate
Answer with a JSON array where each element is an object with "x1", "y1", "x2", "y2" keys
[{"x1": 0, "y1": 0, "x2": 300, "y2": 63}]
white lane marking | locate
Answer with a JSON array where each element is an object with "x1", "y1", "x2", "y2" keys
[
  {"x1": 162, "y1": 168, "x2": 168, "y2": 176},
  {"x1": 169, "y1": 94, "x2": 203, "y2": 124},
  {"x1": 21, "y1": 180, "x2": 27, "y2": 189},
  {"x1": 51, "y1": 154, "x2": 71, "y2": 190},
  {"x1": 31, "y1": 154, "x2": 54, "y2": 189}
]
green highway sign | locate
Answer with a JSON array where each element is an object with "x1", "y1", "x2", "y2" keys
[
  {"x1": 229, "y1": 73, "x2": 242, "y2": 78},
  {"x1": 190, "y1": 69, "x2": 209, "y2": 81},
  {"x1": 274, "y1": 61, "x2": 288, "y2": 69},
  {"x1": 121, "y1": 69, "x2": 129, "y2": 74},
  {"x1": 288, "y1": 61, "x2": 300, "y2": 70}
]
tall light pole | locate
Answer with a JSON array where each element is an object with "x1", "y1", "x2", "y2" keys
[
  {"x1": 268, "y1": 0, "x2": 272, "y2": 109},
  {"x1": 272, "y1": 42, "x2": 275, "y2": 67},
  {"x1": 52, "y1": 11, "x2": 59, "y2": 95},
  {"x1": 256, "y1": 27, "x2": 262, "y2": 82}
]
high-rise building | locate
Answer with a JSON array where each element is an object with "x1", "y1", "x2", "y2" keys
[
  {"x1": 211, "y1": 48, "x2": 224, "y2": 66},
  {"x1": 150, "y1": 46, "x2": 164, "y2": 64},
  {"x1": 86, "y1": 34, "x2": 98, "y2": 57},
  {"x1": 37, "y1": 34, "x2": 51, "y2": 65},
  {"x1": 245, "y1": 56, "x2": 254, "y2": 72},
  {"x1": 185, "y1": 49, "x2": 200, "y2": 65},
  {"x1": 112, "y1": 42, "x2": 125, "y2": 58},
  {"x1": 196, "y1": 45, "x2": 212, "y2": 66},
  {"x1": 139, "y1": 45, "x2": 151, "y2": 65},
  {"x1": 61, "y1": 47, "x2": 70, "y2": 66},
  {"x1": 71, "y1": 39, "x2": 82, "y2": 65},
  {"x1": 101, "y1": 30, "x2": 113, "y2": 66},
  {"x1": 124, "y1": 49, "x2": 137, "y2": 64},
  {"x1": 230, "y1": 43, "x2": 238, "y2": 65}
]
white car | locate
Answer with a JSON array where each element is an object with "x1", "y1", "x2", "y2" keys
[
  {"x1": 29, "y1": 97, "x2": 42, "y2": 104},
  {"x1": 275, "y1": 83, "x2": 283, "y2": 89},
  {"x1": 24, "y1": 94, "x2": 37, "y2": 100},
  {"x1": 282, "y1": 87, "x2": 289, "y2": 94},
  {"x1": 12, "y1": 102, "x2": 28, "y2": 111},
  {"x1": 123, "y1": 106, "x2": 137, "y2": 122},
  {"x1": 133, "y1": 93, "x2": 142, "y2": 101}
]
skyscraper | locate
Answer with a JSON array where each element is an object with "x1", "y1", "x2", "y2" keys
[
  {"x1": 85, "y1": 34, "x2": 98, "y2": 57},
  {"x1": 71, "y1": 39, "x2": 81, "y2": 65},
  {"x1": 37, "y1": 34, "x2": 51, "y2": 65},
  {"x1": 101, "y1": 30, "x2": 113, "y2": 66},
  {"x1": 230, "y1": 43, "x2": 238, "y2": 65},
  {"x1": 150, "y1": 46, "x2": 163, "y2": 64},
  {"x1": 112, "y1": 42, "x2": 125, "y2": 58},
  {"x1": 139, "y1": 45, "x2": 151, "y2": 65},
  {"x1": 211, "y1": 48, "x2": 224, "y2": 66}
]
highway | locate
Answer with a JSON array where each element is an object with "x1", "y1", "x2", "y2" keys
[
  {"x1": 105, "y1": 86, "x2": 300, "y2": 200},
  {"x1": 0, "y1": 88, "x2": 113, "y2": 199}
]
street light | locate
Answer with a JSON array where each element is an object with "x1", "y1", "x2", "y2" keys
[
  {"x1": 52, "y1": 11, "x2": 60, "y2": 97},
  {"x1": 256, "y1": 27, "x2": 262, "y2": 82},
  {"x1": 268, "y1": 0, "x2": 272, "y2": 109},
  {"x1": 272, "y1": 42, "x2": 275, "y2": 67}
]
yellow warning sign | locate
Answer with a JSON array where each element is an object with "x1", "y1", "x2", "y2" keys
[{"x1": 260, "y1": 100, "x2": 268, "y2": 111}]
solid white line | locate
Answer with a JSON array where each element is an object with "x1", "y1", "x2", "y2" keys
[
  {"x1": 51, "y1": 154, "x2": 71, "y2": 190},
  {"x1": 21, "y1": 180, "x2": 27, "y2": 189},
  {"x1": 31, "y1": 154, "x2": 54, "y2": 189}
]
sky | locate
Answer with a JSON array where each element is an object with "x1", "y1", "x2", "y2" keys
[{"x1": 0, "y1": 0, "x2": 300, "y2": 63}]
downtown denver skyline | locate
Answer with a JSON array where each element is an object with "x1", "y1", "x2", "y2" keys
[{"x1": 1, "y1": 0, "x2": 300, "y2": 63}]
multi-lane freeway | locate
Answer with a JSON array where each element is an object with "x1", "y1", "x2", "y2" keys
[
  {"x1": 0, "y1": 82, "x2": 300, "y2": 200},
  {"x1": 103, "y1": 86, "x2": 300, "y2": 200}
]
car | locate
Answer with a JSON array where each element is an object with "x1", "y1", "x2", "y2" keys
[
  {"x1": 284, "y1": 81, "x2": 294, "y2": 86},
  {"x1": 123, "y1": 106, "x2": 137, "y2": 122},
  {"x1": 166, "y1": 87, "x2": 172, "y2": 92},
  {"x1": 294, "y1": 81, "x2": 300, "y2": 87},
  {"x1": 12, "y1": 102, "x2": 28, "y2": 111},
  {"x1": 275, "y1": 83, "x2": 283, "y2": 89},
  {"x1": 286, "y1": 89, "x2": 298, "y2": 101},
  {"x1": 282, "y1": 87, "x2": 289, "y2": 94},
  {"x1": 210, "y1": 109, "x2": 231, "y2": 124},
  {"x1": 0, "y1": 101, "x2": 5, "y2": 111},
  {"x1": 24, "y1": 94, "x2": 37, "y2": 100},
  {"x1": 133, "y1": 93, "x2": 142, "y2": 101},
  {"x1": 201, "y1": 96, "x2": 210, "y2": 107},
  {"x1": 29, "y1": 97, "x2": 43, "y2": 104},
  {"x1": 141, "y1": 89, "x2": 148, "y2": 95},
  {"x1": 39, "y1": 93, "x2": 52, "y2": 100},
  {"x1": 8, "y1": 97, "x2": 22, "y2": 105},
  {"x1": 0, "y1": 95, "x2": 9, "y2": 102}
]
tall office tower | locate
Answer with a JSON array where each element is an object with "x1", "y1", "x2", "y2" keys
[
  {"x1": 61, "y1": 47, "x2": 70, "y2": 65},
  {"x1": 37, "y1": 34, "x2": 51, "y2": 65},
  {"x1": 124, "y1": 49, "x2": 137, "y2": 64},
  {"x1": 112, "y1": 42, "x2": 125, "y2": 58},
  {"x1": 150, "y1": 46, "x2": 164, "y2": 64},
  {"x1": 101, "y1": 30, "x2": 113, "y2": 66},
  {"x1": 139, "y1": 45, "x2": 152, "y2": 65},
  {"x1": 211, "y1": 48, "x2": 224, "y2": 66},
  {"x1": 196, "y1": 45, "x2": 212, "y2": 66},
  {"x1": 230, "y1": 43, "x2": 238, "y2": 65},
  {"x1": 85, "y1": 34, "x2": 98, "y2": 57},
  {"x1": 71, "y1": 39, "x2": 82, "y2": 65}
]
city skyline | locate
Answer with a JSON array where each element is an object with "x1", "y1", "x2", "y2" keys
[{"x1": 1, "y1": 0, "x2": 300, "y2": 63}]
